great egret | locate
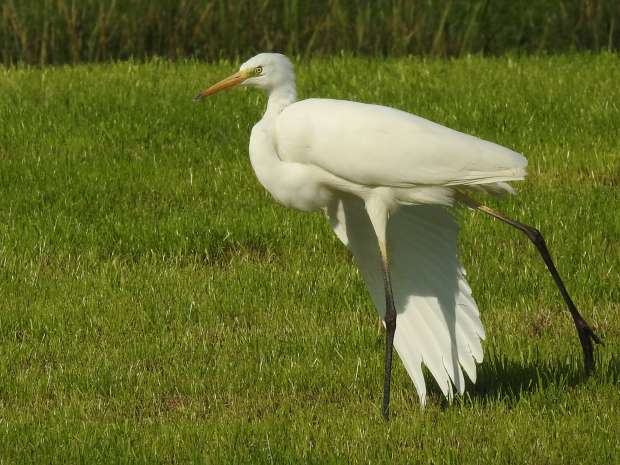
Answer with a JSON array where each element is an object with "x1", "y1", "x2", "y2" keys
[{"x1": 194, "y1": 53, "x2": 600, "y2": 418}]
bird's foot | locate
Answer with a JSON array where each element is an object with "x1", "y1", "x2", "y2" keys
[
  {"x1": 381, "y1": 404, "x2": 390, "y2": 421},
  {"x1": 575, "y1": 317, "x2": 602, "y2": 375}
]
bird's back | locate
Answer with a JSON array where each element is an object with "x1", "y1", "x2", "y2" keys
[{"x1": 275, "y1": 99, "x2": 527, "y2": 189}]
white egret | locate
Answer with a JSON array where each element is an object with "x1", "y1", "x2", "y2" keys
[{"x1": 194, "y1": 53, "x2": 600, "y2": 418}]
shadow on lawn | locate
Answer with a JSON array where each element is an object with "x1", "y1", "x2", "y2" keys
[{"x1": 426, "y1": 348, "x2": 620, "y2": 406}]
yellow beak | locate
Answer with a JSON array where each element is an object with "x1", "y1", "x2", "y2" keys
[{"x1": 193, "y1": 70, "x2": 247, "y2": 101}]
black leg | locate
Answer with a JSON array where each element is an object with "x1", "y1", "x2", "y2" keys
[
  {"x1": 458, "y1": 193, "x2": 601, "y2": 373},
  {"x1": 381, "y1": 260, "x2": 397, "y2": 420}
]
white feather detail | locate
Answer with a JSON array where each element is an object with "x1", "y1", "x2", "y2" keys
[{"x1": 327, "y1": 194, "x2": 485, "y2": 404}]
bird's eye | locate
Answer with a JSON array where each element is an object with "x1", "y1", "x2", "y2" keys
[{"x1": 254, "y1": 66, "x2": 263, "y2": 75}]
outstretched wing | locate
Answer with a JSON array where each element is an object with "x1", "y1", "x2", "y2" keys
[{"x1": 327, "y1": 194, "x2": 485, "y2": 404}]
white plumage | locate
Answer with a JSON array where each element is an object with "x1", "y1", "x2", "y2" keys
[
  {"x1": 276, "y1": 98, "x2": 526, "y2": 190},
  {"x1": 328, "y1": 195, "x2": 485, "y2": 403},
  {"x1": 195, "y1": 53, "x2": 530, "y2": 413}
]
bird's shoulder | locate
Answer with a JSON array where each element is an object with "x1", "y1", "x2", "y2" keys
[
  {"x1": 274, "y1": 98, "x2": 434, "y2": 159},
  {"x1": 279, "y1": 98, "x2": 432, "y2": 128},
  {"x1": 275, "y1": 98, "x2": 473, "y2": 149}
]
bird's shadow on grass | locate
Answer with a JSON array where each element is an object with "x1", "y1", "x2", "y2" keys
[{"x1": 426, "y1": 349, "x2": 620, "y2": 407}]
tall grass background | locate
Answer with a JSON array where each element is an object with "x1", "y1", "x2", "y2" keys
[{"x1": 1, "y1": 0, "x2": 619, "y2": 65}]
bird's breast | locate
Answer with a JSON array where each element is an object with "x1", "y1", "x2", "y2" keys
[
  {"x1": 268, "y1": 164, "x2": 334, "y2": 212},
  {"x1": 249, "y1": 122, "x2": 333, "y2": 212}
]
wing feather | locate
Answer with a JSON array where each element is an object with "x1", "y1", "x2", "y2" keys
[
  {"x1": 327, "y1": 194, "x2": 485, "y2": 404},
  {"x1": 276, "y1": 99, "x2": 527, "y2": 189}
]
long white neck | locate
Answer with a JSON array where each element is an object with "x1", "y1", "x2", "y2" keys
[
  {"x1": 249, "y1": 83, "x2": 297, "y2": 196},
  {"x1": 262, "y1": 83, "x2": 297, "y2": 122}
]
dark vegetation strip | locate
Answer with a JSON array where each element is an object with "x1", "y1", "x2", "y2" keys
[{"x1": 1, "y1": 0, "x2": 619, "y2": 65}]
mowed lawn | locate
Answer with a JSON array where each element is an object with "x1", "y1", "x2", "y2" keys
[{"x1": 0, "y1": 55, "x2": 618, "y2": 464}]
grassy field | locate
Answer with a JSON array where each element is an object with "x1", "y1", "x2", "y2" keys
[{"x1": 0, "y1": 54, "x2": 618, "y2": 464}]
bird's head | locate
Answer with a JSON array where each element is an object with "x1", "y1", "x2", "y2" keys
[{"x1": 194, "y1": 53, "x2": 295, "y2": 100}]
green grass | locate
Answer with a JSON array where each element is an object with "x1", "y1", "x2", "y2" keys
[{"x1": 0, "y1": 54, "x2": 619, "y2": 464}]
